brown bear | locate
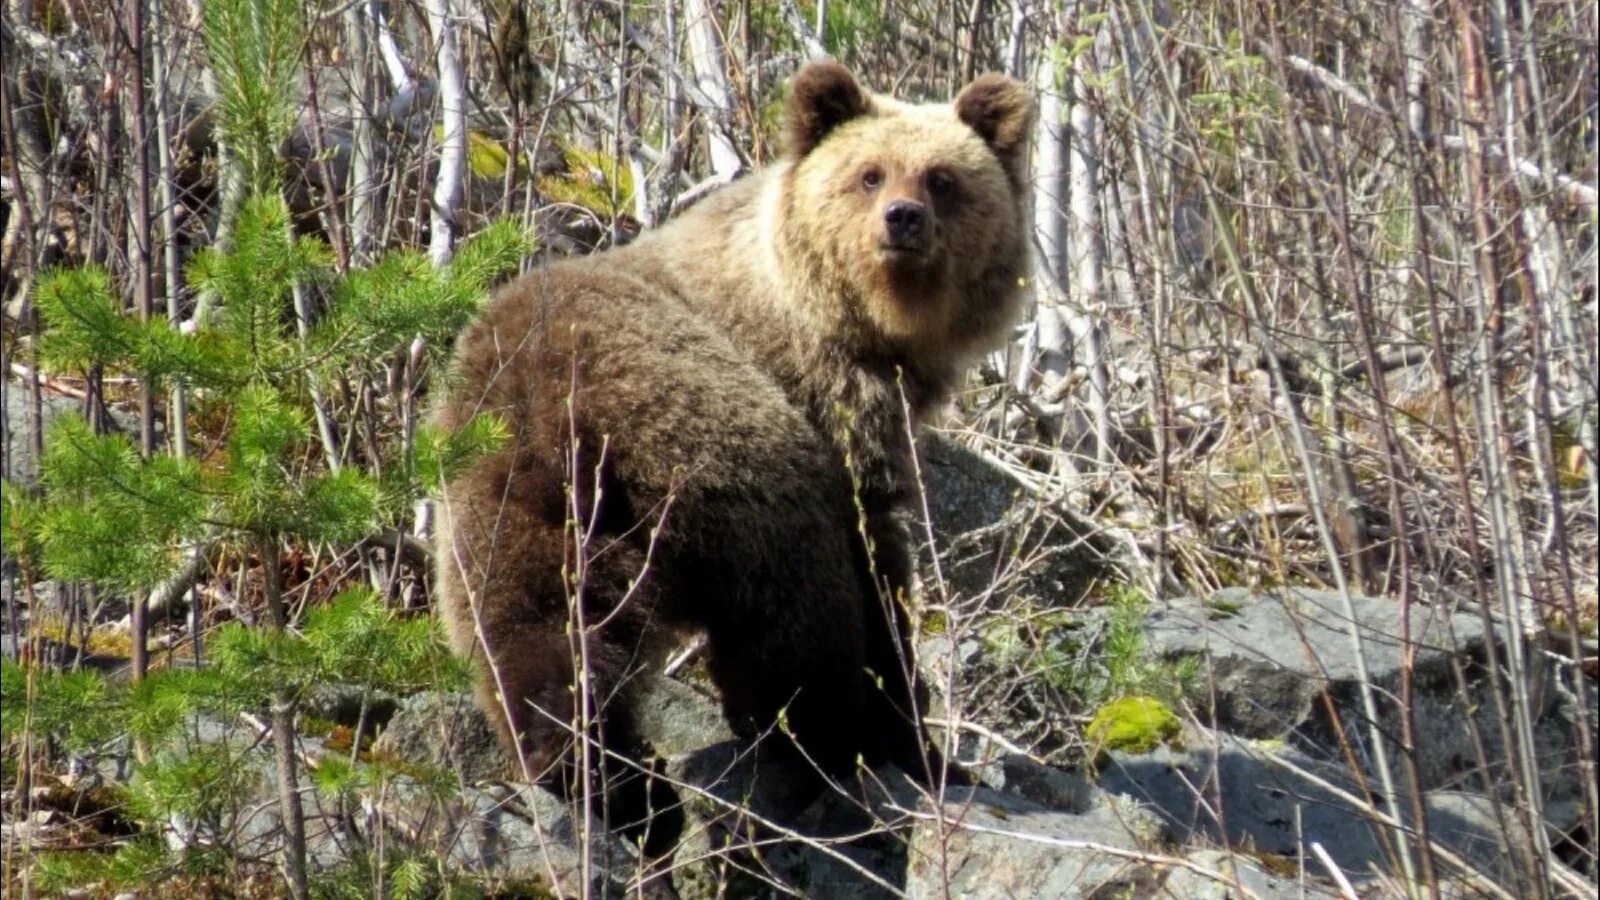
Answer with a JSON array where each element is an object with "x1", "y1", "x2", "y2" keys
[{"x1": 432, "y1": 61, "x2": 1032, "y2": 856}]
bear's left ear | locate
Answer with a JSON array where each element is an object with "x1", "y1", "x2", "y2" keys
[
  {"x1": 786, "y1": 61, "x2": 871, "y2": 159},
  {"x1": 956, "y1": 74, "x2": 1034, "y2": 180}
]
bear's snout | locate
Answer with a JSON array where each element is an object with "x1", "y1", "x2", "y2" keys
[{"x1": 882, "y1": 200, "x2": 930, "y2": 250}]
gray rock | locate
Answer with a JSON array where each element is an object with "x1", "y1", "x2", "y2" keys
[
  {"x1": 918, "y1": 433, "x2": 1107, "y2": 606},
  {"x1": 909, "y1": 828, "x2": 1330, "y2": 900},
  {"x1": 668, "y1": 740, "x2": 832, "y2": 828},
  {"x1": 1162, "y1": 849, "x2": 1339, "y2": 900},
  {"x1": 374, "y1": 776, "x2": 652, "y2": 899},
  {"x1": 979, "y1": 753, "x2": 1099, "y2": 814},
  {"x1": 638, "y1": 675, "x2": 734, "y2": 757},
  {"x1": 140, "y1": 724, "x2": 351, "y2": 872},
  {"x1": 230, "y1": 776, "x2": 353, "y2": 873},
  {"x1": 372, "y1": 691, "x2": 509, "y2": 783},
  {"x1": 2, "y1": 379, "x2": 161, "y2": 487},
  {"x1": 902, "y1": 783, "x2": 1166, "y2": 899},
  {"x1": 1097, "y1": 729, "x2": 1553, "y2": 888},
  {"x1": 195, "y1": 698, "x2": 667, "y2": 896},
  {"x1": 666, "y1": 741, "x2": 906, "y2": 900},
  {"x1": 2, "y1": 382, "x2": 80, "y2": 486},
  {"x1": 666, "y1": 741, "x2": 1185, "y2": 900},
  {"x1": 301, "y1": 682, "x2": 399, "y2": 731},
  {"x1": 1099, "y1": 732, "x2": 1385, "y2": 872},
  {"x1": 1143, "y1": 588, "x2": 1585, "y2": 806},
  {"x1": 1144, "y1": 587, "x2": 1495, "y2": 741},
  {"x1": 375, "y1": 679, "x2": 731, "y2": 786}
]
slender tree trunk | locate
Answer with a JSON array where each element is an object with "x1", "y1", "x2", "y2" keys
[
  {"x1": 1004, "y1": 0, "x2": 1027, "y2": 78},
  {"x1": 0, "y1": 17, "x2": 48, "y2": 485},
  {"x1": 345, "y1": 3, "x2": 379, "y2": 265},
  {"x1": 426, "y1": 0, "x2": 465, "y2": 266},
  {"x1": 779, "y1": 0, "x2": 830, "y2": 59},
  {"x1": 1030, "y1": 51, "x2": 1072, "y2": 404},
  {"x1": 185, "y1": 0, "x2": 238, "y2": 288},
  {"x1": 685, "y1": 0, "x2": 743, "y2": 178},
  {"x1": 257, "y1": 533, "x2": 310, "y2": 900},
  {"x1": 370, "y1": 0, "x2": 415, "y2": 93},
  {"x1": 1064, "y1": 15, "x2": 1113, "y2": 471},
  {"x1": 124, "y1": 0, "x2": 156, "y2": 692},
  {"x1": 151, "y1": 0, "x2": 187, "y2": 458}
]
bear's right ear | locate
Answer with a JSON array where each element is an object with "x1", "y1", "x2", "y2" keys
[{"x1": 786, "y1": 61, "x2": 870, "y2": 159}]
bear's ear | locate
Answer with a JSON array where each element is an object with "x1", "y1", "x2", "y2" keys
[
  {"x1": 956, "y1": 74, "x2": 1034, "y2": 176},
  {"x1": 786, "y1": 61, "x2": 870, "y2": 159}
]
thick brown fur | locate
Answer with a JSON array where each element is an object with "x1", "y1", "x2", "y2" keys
[{"x1": 432, "y1": 62, "x2": 1033, "y2": 857}]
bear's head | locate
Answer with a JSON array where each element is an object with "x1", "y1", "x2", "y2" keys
[{"x1": 776, "y1": 61, "x2": 1034, "y2": 360}]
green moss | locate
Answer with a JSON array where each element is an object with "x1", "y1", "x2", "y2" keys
[
  {"x1": 1086, "y1": 695, "x2": 1181, "y2": 756},
  {"x1": 432, "y1": 127, "x2": 520, "y2": 179},
  {"x1": 1203, "y1": 598, "x2": 1243, "y2": 620},
  {"x1": 537, "y1": 143, "x2": 634, "y2": 218}
]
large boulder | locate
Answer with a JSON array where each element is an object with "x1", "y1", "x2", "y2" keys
[
  {"x1": 918, "y1": 433, "x2": 1110, "y2": 606},
  {"x1": 1143, "y1": 588, "x2": 1588, "y2": 806}
]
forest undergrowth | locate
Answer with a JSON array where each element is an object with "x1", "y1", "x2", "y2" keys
[{"x1": 2, "y1": 1, "x2": 1594, "y2": 897}]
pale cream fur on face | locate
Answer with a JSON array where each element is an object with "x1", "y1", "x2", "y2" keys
[{"x1": 775, "y1": 98, "x2": 1021, "y2": 347}]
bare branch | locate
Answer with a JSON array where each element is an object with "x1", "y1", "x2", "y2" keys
[{"x1": 1278, "y1": 50, "x2": 1597, "y2": 212}]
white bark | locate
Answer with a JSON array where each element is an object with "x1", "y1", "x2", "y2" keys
[
  {"x1": 684, "y1": 0, "x2": 743, "y2": 178},
  {"x1": 1065, "y1": 26, "x2": 1113, "y2": 470},
  {"x1": 1277, "y1": 50, "x2": 1596, "y2": 212},
  {"x1": 779, "y1": 0, "x2": 830, "y2": 59},
  {"x1": 1029, "y1": 54, "x2": 1072, "y2": 398},
  {"x1": 426, "y1": 0, "x2": 466, "y2": 266},
  {"x1": 345, "y1": 3, "x2": 380, "y2": 263},
  {"x1": 370, "y1": 0, "x2": 415, "y2": 93},
  {"x1": 183, "y1": 0, "x2": 238, "y2": 262},
  {"x1": 1005, "y1": 0, "x2": 1028, "y2": 79}
]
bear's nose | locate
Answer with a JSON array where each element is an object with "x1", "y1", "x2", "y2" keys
[{"x1": 884, "y1": 200, "x2": 928, "y2": 245}]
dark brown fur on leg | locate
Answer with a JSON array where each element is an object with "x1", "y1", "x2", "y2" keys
[{"x1": 438, "y1": 443, "x2": 684, "y2": 856}]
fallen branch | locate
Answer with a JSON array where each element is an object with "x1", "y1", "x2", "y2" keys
[
  {"x1": 1308, "y1": 842, "x2": 1360, "y2": 899},
  {"x1": 669, "y1": 171, "x2": 737, "y2": 215},
  {"x1": 142, "y1": 542, "x2": 213, "y2": 621},
  {"x1": 922, "y1": 716, "x2": 1047, "y2": 764},
  {"x1": 8, "y1": 362, "x2": 89, "y2": 400},
  {"x1": 1338, "y1": 347, "x2": 1433, "y2": 382},
  {"x1": 361, "y1": 527, "x2": 433, "y2": 570}
]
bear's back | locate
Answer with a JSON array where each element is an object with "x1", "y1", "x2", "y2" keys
[{"x1": 435, "y1": 235, "x2": 860, "y2": 581}]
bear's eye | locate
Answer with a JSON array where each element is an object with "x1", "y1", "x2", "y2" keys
[
  {"x1": 861, "y1": 167, "x2": 885, "y2": 190},
  {"x1": 927, "y1": 170, "x2": 957, "y2": 197}
]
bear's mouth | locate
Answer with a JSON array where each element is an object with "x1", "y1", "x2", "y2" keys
[{"x1": 877, "y1": 241, "x2": 930, "y2": 260}]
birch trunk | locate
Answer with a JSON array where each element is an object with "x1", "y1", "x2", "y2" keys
[
  {"x1": 426, "y1": 0, "x2": 465, "y2": 266},
  {"x1": 345, "y1": 2, "x2": 380, "y2": 263},
  {"x1": 1064, "y1": 16, "x2": 1113, "y2": 471},
  {"x1": 371, "y1": 0, "x2": 415, "y2": 93},
  {"x1": 125, "y1": 0, "x2": 157, "y2": 692},
  {"x1": 685, "y1": 0, "x2": 743, "y2": 178},
  {"x1": 1029, "y1": 53, "x2": 1072, "y2": 402}
]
